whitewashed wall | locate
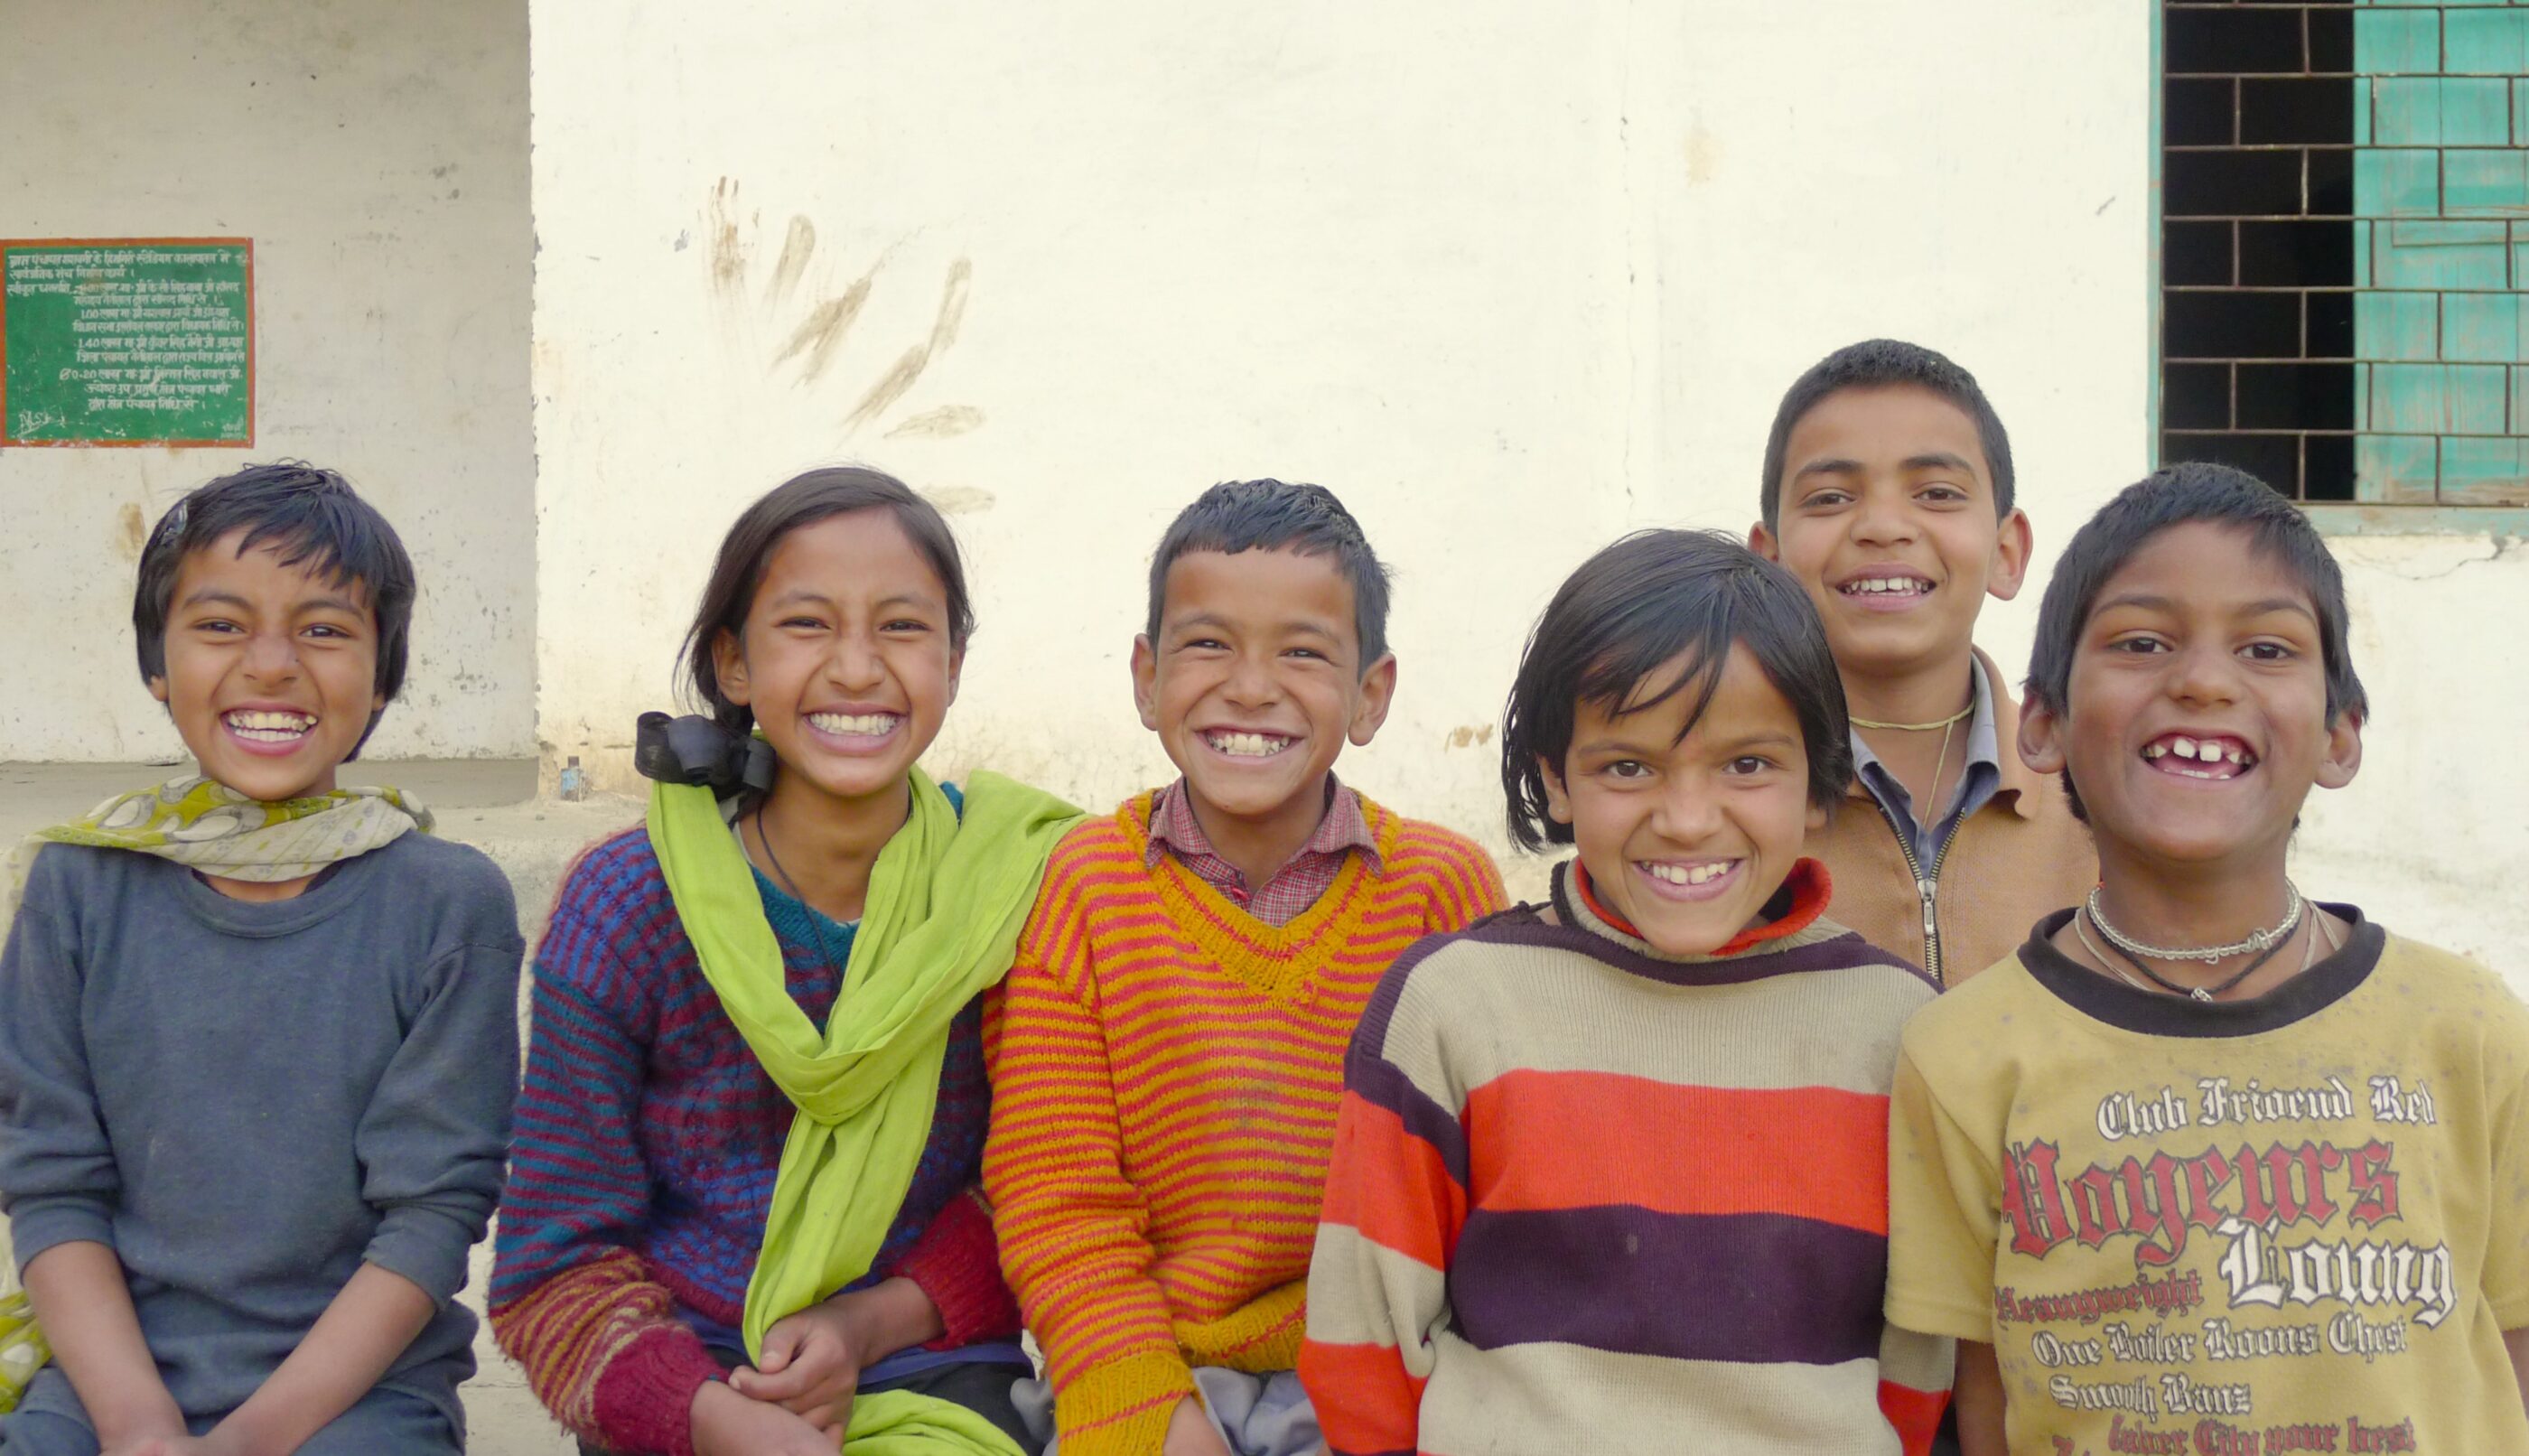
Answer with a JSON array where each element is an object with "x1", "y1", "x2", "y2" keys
[
  {"x1": 527, "y1": 0, "x2": 2523, "y2": 981},
  {"x1": 0, "y1": 0, "x2": 535, "y2": 761}
]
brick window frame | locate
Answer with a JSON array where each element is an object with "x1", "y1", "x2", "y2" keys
[{"x1": 2158, "y1": 1, "x2": 2529, "y2": 518}]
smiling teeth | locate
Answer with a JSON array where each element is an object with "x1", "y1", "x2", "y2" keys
[
  {"x1": 1647, "y1": 861, "x2": 1732, "y2": 886},
  {"x1": 2144, "y1": 738, "x2": 2254, "y2": 767},
  {"x1": 225, "y1": 710, "x2": 313, "y2": 742},
  {"x1": 1209, "y1": 731, "x2": 1291, "y2": 758},
  {"x1": 1841, "y1": 578, "x2": 1928, "y2": 594},
  {"x1": 808, "y1": 712, "x2": 898, "y2": 736}
]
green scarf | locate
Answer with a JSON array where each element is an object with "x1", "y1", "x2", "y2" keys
[
  {"x1": 648, "y1": 767, "x2": 1079, "y2": 1455},
  {"x1": 3, "y1": 775, "x2": 430, "y2": 933}
]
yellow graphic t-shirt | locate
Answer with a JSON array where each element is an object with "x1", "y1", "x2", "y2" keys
[{"x1": 1888, "y1": 909, "x2": 2529, "y2": 1455}]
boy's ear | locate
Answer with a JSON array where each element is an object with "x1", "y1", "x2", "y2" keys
[
  {"x1": 147, "y1": 674, "x2": 170, "y2": 705},
  {"x1": 1347, "y1": 652, "x2": 1398, "y2": 747},
  {"x1": 1987, "y1": 508, "x2": 2035, "y2": 603},
  {"x1": 1537, "y1": 754, "x2": 1574, "y2": 825},
  {"x1": 1805, "y1": 796, "x2": 1830, "y2": 833},
  {"x1": 1130, "y1": 635, "x2": 1161, "y2": 732},
  {"x1": 1748, "y1": 520, "x2": 1780, "y2": 562},
  {"x1": 945, "y1": 645, "x2": 965, "y2": 712},
  {"x1": 2017, "y1": 695, "x2": 2067, "y2": 776},
  {"x1": 2316, "y1": 705, "x2": 2364, "y2": 791},
  {"x1": 710, "y1": 629, "x2": 751, "y2": 707}
]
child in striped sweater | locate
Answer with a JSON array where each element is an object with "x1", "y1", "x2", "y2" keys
[
  {"x1": 984, "y1": 481, "x2": 1505, "y2": 1456},
  {"x1": 1300, "y1": 529, "x2": 1954, "y2": 1455}
]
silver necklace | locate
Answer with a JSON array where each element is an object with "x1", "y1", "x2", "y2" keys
[
  {"x1": 2086, "y1": 883, "x2": 2302, "y2": 965},
  {"x1": 2072, "y1": 912, "x2": 2156, "y2": 994},
  {"x1": 2076, "y1": 902, "x2": 2336, "y2": 1002}
]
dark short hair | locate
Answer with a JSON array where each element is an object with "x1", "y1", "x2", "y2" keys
[
  {"x1": 1145, "y1": 480, "x2": 1392, "y2": 670},
  {"x1": 133, "y1": 462, "x2": 416, "y2": 755},
  {"x1": 2026, "y1": 462, "x2": 2367, "y2": 817},
  {"x1": 680, "y1": 467, "x2": 974, "y2": 733},
  {"x1": 1759, "y1": 338, "x2": 2017, "y2": 530},
  {"x1": 1501, "y1": 529, "x2": 1852, "y2": 853}
]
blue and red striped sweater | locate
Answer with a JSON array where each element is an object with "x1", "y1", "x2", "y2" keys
[{"x1": 490, "y1": 807, "x2": 1019, "y2": 1456}]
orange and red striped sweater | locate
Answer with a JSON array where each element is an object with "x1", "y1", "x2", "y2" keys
[{"x1": 983, "y1": 790, "x2": 1504, "y2": 1456}]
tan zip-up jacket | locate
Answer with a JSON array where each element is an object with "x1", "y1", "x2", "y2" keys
[{"x1": 1808, "y1": 649, "x2": 2097, "y2": 987}]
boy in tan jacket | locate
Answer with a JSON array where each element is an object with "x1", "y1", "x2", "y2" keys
[{"x1": 1751, "y1": 339, "x2": 2093, "y2": 985}]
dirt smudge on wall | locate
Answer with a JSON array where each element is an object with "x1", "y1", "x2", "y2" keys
[
  {"x1": 775, "y1": 270, "x2": 875, "y2": 385},
  {"x1": 706, "y1": 178, "x2": 750, "y2": 297},
  {"x1": 887, "y1": 405, "x2": 985, "y2": 438},
  {"x1": 1684, "y1": 118, "x2": 1722, "y2": 184},
  {"x1": 845, "y1": 258, "x2": 973, "y2": 434},
  {"x1": 117, "y1": 502, "x2": 149, "y2": 561},
  {"x1": 1444, "y1": 723, "x2": 1495, "y2": 749},
  {"x1": 763, "y1": 216, "x2": 817, "y2": 310}
]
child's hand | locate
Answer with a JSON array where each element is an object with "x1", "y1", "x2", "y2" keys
[
  {"x1": 690, "y1": 1379, "x2": 845, "y2": 1456},
  {"x1": 1160, "y1": 1395, "x2": 1234, "y2": 1456},
  {"x1": 728, "y1": 1299, "x2": 873, "y2": 1435}
]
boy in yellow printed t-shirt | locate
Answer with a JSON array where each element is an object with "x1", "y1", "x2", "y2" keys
[{"x1": 1885, "y1": 463, "x2": 2529, "y2": 1452}]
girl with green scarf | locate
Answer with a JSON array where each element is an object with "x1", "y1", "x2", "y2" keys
[{"x1": 490, "y1": 470, "x2": 1080, "y2": 1456}]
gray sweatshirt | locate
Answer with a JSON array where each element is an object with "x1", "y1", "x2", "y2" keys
[{"x1": 0, "y1": 832, "x2": 522, "y2": 1440}]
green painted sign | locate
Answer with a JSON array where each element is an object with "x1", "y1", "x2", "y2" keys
[{"x1": 1, "y1": 239, "x2": 254, "y2": 446}]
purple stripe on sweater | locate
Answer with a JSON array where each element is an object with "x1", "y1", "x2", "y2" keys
[
  {"x1": 1345, "y1": 1050, "x2": 1468, "y2": 1188},
  {"x1": 1475, "y1": 910, "x2": 1933, "y2": 989},
  {"x1": 1449, "y1": 1207, "x2": 1887, "y2": 1367}
]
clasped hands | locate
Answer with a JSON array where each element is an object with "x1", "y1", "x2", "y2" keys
[{"x1": 692, "y1": 1278, "x2": 938, "y2": 1456}]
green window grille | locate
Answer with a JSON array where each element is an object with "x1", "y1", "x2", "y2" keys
[{"x1": 2354, "y1": 2, "x2": 2529, "y2": 506}]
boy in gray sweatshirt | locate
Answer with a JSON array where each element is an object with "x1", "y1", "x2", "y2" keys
[{"x1": 0, "y1": 464, "x2": 522, "y2": 1456}]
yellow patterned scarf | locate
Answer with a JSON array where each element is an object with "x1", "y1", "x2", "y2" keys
[{"x1": 2, "y1": 775, "x2": 431, "y2": 932}]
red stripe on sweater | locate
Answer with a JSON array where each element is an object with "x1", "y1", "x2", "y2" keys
[
  {"x1": 1299, "y1": 1339, "x2": 1428, "y2": 1456},
  {"x1": 1880, "y1": 1379, "x2": 1950, "y2": 1456},
  {"x1": 1320, "y1": 1091, "x2": 1462, "y2": 1269},
  {"x1": 1464, "y1": 1071, "x2": 1890, "y2": 1232}
]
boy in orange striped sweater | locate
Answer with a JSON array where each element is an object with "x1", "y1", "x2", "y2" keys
[{"x1": 984, "y1": 481, "x2": 1506, "y2": 1456}]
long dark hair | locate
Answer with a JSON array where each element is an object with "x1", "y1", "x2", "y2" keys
[{"x1": 678, "y1": 467, "x2": 974, "y2": 732}]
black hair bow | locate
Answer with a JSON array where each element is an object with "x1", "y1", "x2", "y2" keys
[{"x1": 633, "y1": 712, "x2": 778, "y2": 797}]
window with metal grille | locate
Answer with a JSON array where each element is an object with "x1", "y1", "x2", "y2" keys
[{"x1": 2159, "y1": 2, "x2": 2529, "y2": 509}]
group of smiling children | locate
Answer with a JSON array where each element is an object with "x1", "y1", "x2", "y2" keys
[{"x1": 3, "y1": 339, "x2": 2524, "y2": 1456}]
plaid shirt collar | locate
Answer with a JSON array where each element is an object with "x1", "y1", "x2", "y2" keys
[{"x1": 1144, "y1": 775, "x2": 1381, "y2": 889}]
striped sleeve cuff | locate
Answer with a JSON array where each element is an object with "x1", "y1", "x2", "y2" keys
[
  {"x1": 591, "y1": 1323, "x2": 727, "y2": 1456},
  {"x1": 1052, "y1": 1349, "x2": 1197, "y2": 1456},
  {"x1": 895, "y1": 1187, "x2": 1022, "y2": 1347}
]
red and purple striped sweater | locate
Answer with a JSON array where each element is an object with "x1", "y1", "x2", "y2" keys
[
  {"x1": 489, "y1": 817, "x2": 1020, "y2": 1456},
  {"x1": 1299, "y1": 859, "x2": 1953, "y2": 1456}
]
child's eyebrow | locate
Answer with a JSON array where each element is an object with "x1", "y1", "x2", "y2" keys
[
  {"x1": 1900, "y1": 452, "x2": 1978, "y2": 478},
  {"x1": 765, "y1": 588, "x2": 938, "y2": 612},
  {"x1": 1569, "y1": 733, "x2": 1657, "y2": 757},
  {"x1": 1789, "y1": 456, "x2": 1863, "y2": 483},
  {"x1": 2095, "y1": 591, "x2": 2318, "y2": 622}
]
